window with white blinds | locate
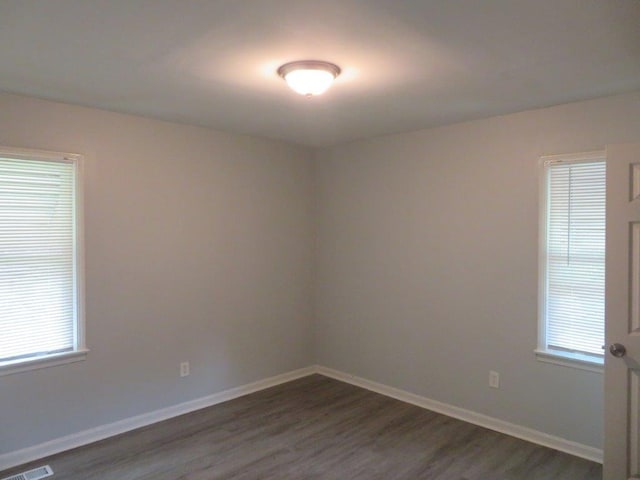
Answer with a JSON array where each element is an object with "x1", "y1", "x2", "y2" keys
[
  {"x1": 0, "y1": 148, "x2": 85, "y2": 374},
  {"x1": 539, "y1": 152, "x2": 605, "y2": 366}
]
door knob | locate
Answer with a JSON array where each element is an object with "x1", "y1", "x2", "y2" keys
[{"x1": 609, "y1": 343, "x2": 627, "y2": 358}]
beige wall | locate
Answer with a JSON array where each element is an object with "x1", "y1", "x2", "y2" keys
[
  {"x1": 314, "y1": 91, "x2": 640, "y2": 449},
  {"x1": 0, "y1": 93, "x2": 315, "y2": 453}
]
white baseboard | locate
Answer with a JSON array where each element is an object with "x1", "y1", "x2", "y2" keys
[
  {"x1": 315, "y1": 365, "x2": 603, "y2": 464},
  {"x1": 1, "y1": 364, "x2": 602, "y2": 472},
  {"x1": 0, "y1": 366, "x2": 316, "y2": 472}
]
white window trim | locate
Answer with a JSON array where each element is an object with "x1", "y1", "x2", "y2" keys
[
  {"x1": 0, "y1": 146, "x2": 88, "y2": 377},
  {"x1": 0, "y1": 349, "x2": 89, "y2": 376},
  {"x1": 536, "y1": 150, "x2": 605, "y2": 373}
]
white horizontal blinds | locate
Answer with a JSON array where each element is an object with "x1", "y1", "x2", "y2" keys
[
  {"x1": 545, "y1": 159, "x2": 605, "y2": 356},
  {"x1": 0, "y1": 156, "x2": 76, "y2": 363}
]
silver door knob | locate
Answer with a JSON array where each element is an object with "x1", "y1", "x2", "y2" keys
[{"x1": 609, "y1": 343, "x2": 627, "y2": 358}]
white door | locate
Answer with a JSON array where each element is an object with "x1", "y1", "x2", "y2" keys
[{"x1": 605, "y1": 143, "x2": 640, "y2": 479}]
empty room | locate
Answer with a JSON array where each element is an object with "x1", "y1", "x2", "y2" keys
[{"x1": 1, "y1": 1, "x2": 639, "y2": 479}]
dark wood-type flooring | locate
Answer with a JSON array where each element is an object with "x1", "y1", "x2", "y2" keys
[{"x1": 2, "y1": 374, "x2": 602, "y2": 480}]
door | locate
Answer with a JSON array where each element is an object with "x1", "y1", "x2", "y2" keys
[{"x1": 605, "y1": 143, "x2": 640, "y2": 479}]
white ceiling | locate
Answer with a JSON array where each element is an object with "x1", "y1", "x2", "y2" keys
[{"x1": 0, "y1": 1, "x2": 638, "y2": 147}]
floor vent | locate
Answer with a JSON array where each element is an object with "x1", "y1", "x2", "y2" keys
[{"x1": 1, "y1": 465, "x2": 53, "y2": 480}]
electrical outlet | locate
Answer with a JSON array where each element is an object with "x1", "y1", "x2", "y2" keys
[
  {"x1": 180, "y1": 361, "x2": 190, "y2": 377},
  {"x1": 489, "y1": 370, "x2": 500, "y2": 388}
]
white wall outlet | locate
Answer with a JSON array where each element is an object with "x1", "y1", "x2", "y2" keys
[
  {"x1": 180, "y1": 361, "x2": 190, "y2": 377},
  {"x1": 489, "y1": 370, "x2": 500, "y2": 388}
]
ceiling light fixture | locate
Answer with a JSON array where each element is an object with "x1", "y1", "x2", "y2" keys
[{"x1": 277, "y1": 60, "x2": 341, "y2": 97}]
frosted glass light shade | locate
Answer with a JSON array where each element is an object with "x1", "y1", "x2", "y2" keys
[
  {"x1": 284, "y1": 69, "x2": 334, "y2": 96},
  {"x1": 278, "y1": 61, "x2": 341, "y2": 96}
]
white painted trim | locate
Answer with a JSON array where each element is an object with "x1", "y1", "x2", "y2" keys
[
  {"x1": 315, "y1": 365, "x2": 603, "y2": 464},
  {"x1": 0, "y1": 349, "x2": 89, "y2": 377},
  {"x1": 0, "y1": 146, "x2": 87, "y2": 375},
  {"x1": 540, "y1": 149, "x2": 606, "y2": 165},
  {"x1": 73, "y1": 152, "x2": 87, "y2": 356},
  {"x1": 537, "y1": 153, "x2": 550, "y2": 359},
  {"x1": 534, "y1": 348, "x2": 603, "y2": 373},
  {"x1": 0, "y1": 366, "x2": 316, "y2": 472},
  {"x1": 0, "y1": 364, "x2": 602, "y2": 472},
  {"x1": 537, "y1": 150, "x2": 607, "y2": 369}
]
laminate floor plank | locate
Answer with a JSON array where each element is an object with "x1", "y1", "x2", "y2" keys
[{"x1": 1, "y1": 374, "x2": 602, "y2": 480}]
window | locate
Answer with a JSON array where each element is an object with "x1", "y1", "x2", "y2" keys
[
  {"x1": 537, "y1": 151, "x2": 605, "y2": 371},
  {"x1": 0, "y1": 147, "x2": 86, "y2": 376}
]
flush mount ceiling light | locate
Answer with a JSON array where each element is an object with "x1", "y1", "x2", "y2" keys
[{"x1": 277, "y1": 60, "x2": 341, "y2": 97}]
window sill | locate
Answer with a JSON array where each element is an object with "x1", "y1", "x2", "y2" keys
[
  {"x1": 0, "y1": 349, "x2": 89, "y2": 377},
  {"x1": 534, "y1": 349, "x2": 603, "y2": 373}
]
